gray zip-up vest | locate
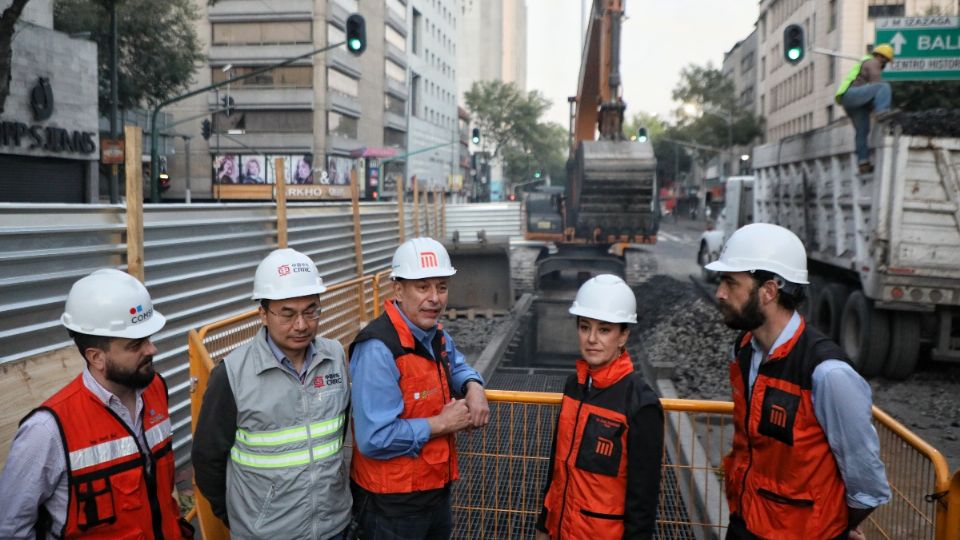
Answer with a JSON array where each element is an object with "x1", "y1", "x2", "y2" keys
[{"x1": 223, "y1": 328, "x2": 351, "y2": 539}]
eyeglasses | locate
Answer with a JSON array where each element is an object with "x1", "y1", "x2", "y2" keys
[{"x1": 266, "y1": 307, "x2": 322, "y2": 325}]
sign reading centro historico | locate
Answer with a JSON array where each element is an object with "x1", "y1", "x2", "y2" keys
[{"x1": 876, "y1": 16, "x2": 960, "y2": 80}]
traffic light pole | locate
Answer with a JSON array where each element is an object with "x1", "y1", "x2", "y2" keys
[{"x1": 148, "y1": 40, "x2": 348, "y2": 203}]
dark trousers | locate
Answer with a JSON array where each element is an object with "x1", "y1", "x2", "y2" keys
[
  {"x1": 726, "y1": 513, "x2": 848, "y2": 540},
  {"x1": 359, "y1": 496, "x2": 452, "y2": 540}
]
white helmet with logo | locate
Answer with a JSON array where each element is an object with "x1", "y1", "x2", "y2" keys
[
  {"x1": 568, "y1": 274, "x2": 637, "y2": 324},
  {"x1": 252, "y1": 248, "x2": 327, "y2": 300},
  {"x1": 61, "y1": 269, "x2": 166, "y2": 339},
  {"x1": 705, "y1": 223, "x2": 809, "y2": 284},
  {"x1": 391, "y1": 237, "x2": 457, "y2": 280}
]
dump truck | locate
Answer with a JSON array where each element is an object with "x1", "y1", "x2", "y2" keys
[{"x1": 706, "y1": 117, "x2": 960, "y2": 379}]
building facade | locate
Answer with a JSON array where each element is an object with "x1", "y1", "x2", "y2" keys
[
  {"x1": 166, "y1": 0, "x2": 426, "y2": 201},
  {"x1": 756, "y1": 0, "x2": 956, "y2": 142},
  {"x1": 0, "y1": 0, "x2": 99, "y2": 203}
]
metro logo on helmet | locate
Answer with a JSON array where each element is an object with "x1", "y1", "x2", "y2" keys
[{"x1": 420, "y1": 252, "x2": 439, "y2": 268}]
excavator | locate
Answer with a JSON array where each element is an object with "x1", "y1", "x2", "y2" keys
[{"x1": 511, "y1": 0, "x2": 658, "y2": 295}]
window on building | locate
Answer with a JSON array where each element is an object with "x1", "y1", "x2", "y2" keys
[
  {"x1": 385, "y1": 94, "x2": 405, "y2": 115},
  {"x1": 412, "y1": 8, "x2": 422, "y2": 54},
  {"x1": 387, "y1": 0, "x2": 407, "y2": 20},
  {"x1": 212, "y1": 21, "x2": 312, "y2": 45},
  {"x1": 386, "y1": 24, "x2": 406, "y2": 51},
  {"x1": 215, "y1": 110, "x2": 313, "y2": 133},
  {"x1": 328, "y1": 111, "x2": 359, "y2": 139},
  {"x1": 385, "y1": 59, "x2": 406, "y2": 84},
  {"x1": 384, "y1": 128, "x2": 405, "y2": 147},
  {"x1": 827, "y1": 55, "x2": 836, "y2": 84},
  {"x1": 828, "y1": 0, "x2": 837, "y2": 31},
  {"x1": 867, "y1": 2, "x2": 905, "y2": 18},
  {"x1": 327, "y1": 68, "x2": 359, "y2": 97},
  {"x1": 328, "y1": 23, "x2": 345, "y2": 46},
  {"x1": 411, "y1": 73, "x2": 421, "y2": 117},
  {"x1": 760, "y1": 56, "x2": 766, "y2": 81},
  {"x1": 212, "y1": 66, "x2": 312, "y2": 88}
]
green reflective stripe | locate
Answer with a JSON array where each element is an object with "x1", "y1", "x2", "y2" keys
[
  {"x1": 235, "y1": 415, "x2": 345, "y2": 447},
  {"x1": 230, "y1": 438, "x2": 343, "y2": 469}
]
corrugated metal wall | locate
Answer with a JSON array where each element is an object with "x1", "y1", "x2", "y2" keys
[{"x1": 0, "y1": 201, "x2": 520, "y2": 466}]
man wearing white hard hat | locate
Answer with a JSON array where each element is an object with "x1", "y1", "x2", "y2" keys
[
  {"x1": 535, "y1": 274, "x2": 663, "y2": 540},
  {"x1": 706, "y1": 224, "x2": 890, "y2": 540},
  {"x1": 192, "y1": 248, "x2": 352, "y2": 539},
  {"x1": 349, "y1": 237, "x2": 488, "y2": 539},
  {"x1": 0, "y1": 269, "x2": 192, "y2": 539}
]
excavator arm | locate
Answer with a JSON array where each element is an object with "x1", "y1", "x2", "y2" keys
[{"x1": 571, "y1": 0, "x2": 626, "y2": 151}]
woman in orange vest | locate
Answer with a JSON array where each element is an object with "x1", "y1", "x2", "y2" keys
[{"x1": 536, "y1": 275, "x2": 664, "y2": 539}]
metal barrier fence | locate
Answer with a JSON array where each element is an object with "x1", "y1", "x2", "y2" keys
[{"x1": 187, "y1": 306, "x2": 959, "y2": 539}]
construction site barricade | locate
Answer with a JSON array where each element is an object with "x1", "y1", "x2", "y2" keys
[{"x1": 188, "y1": 305, "x2": 957, "y2": 539}]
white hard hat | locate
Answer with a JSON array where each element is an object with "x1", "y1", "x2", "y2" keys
[
  {"x1": 705, "y1": 223, "x2": 809, "y2": 284},
  {"x1": 568, "y1": 274, "x2": 637, "y2": 324},
  {"x1": 252, "y1": 248, "x2": 327, "y2": 300},
  {"x1": 391, "y1": 237, "x2": 457, "y2": 280},
  {"x1": 61, "y1": 269, "x2": 166, "y2": 339}
]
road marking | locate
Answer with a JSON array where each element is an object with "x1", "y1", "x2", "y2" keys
[{"x1": 659, "y1": 232, "x2": 682, "y2": 243}]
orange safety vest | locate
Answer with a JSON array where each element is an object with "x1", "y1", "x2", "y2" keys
[
  {"x1": 350, "y1": 300, "x2": 458, "y2": 494},
  {"x1": 724, "y1": 319, "x2": 850, "y2": 539},
  {"x1": 28, "y1": 373, "x2": 183, "y2": 539},
  {"x1": 543, "y1": 351, "x2": 638, "y2": 539}
]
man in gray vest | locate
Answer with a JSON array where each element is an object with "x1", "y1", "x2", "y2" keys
[{"x1": 193, "y1": 248, "x2": 352, "y2": 539}]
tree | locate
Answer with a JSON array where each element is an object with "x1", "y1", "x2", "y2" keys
[
  {"x1": 0, "y1": 0, "x2": 31, "y2": 114},
  {"x1": 503, "y1": 121, "x2": 568, "y2": 187},
  {"x1": 465, "y1": 80, "x2": 551, "y2": 160},
  {"x1": 54, "y1": 0, "x2": 204, "y2": 113},
  {"x1": 671, "y1": 62, "x2": 763, "y2": 150}
]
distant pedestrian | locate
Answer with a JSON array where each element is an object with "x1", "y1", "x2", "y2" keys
[{"x1": 836, "y1": 44, "x2": 896, "y2": 174}]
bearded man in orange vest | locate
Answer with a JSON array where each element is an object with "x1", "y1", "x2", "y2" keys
[
  {"x1": 349, "y1": 237, "x2": 489, "y2": 539},
  {"x1": 0, "y1": 269, "x2": 192, "y2": 539},
  {"x1": 706, "y1": 224, "x2": 890, "y2": 540}
]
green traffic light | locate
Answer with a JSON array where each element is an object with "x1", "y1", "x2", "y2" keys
[
  {"x1": 787, "y1": 47, "x2": 801, "y2": 61},
  {"x1": 349, "y1": 38, "x2": 362, "y2": 51},
  {"x1": 637, "y1": 135, "x2": 648, "y2": 143}
]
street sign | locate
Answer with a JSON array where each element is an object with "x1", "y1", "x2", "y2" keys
[
  {"x1": 876, "y1": 16, "x2": 960, "y2": 80},
  {"x1": 101, "y1": 138, "x2": 124, "y2": 164}
]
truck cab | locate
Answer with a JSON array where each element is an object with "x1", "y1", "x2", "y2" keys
[{"x1": 698, "y1": 175, "x2": 755, "y2": 281}]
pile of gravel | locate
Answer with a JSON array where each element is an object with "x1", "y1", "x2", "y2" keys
[
  {"x1": 633, "y1": 276, "x2": 737, "y2": 401},
  {"x1": 883, "y1": 108, "x2": 960, "y2": 137},
  {"x1": 441, "y1": 316, "x2": 506, "y2": 358}
]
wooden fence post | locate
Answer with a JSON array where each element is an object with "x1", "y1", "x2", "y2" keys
[
  {"x1": 124, "y1": 125, "x2": 144, "y2": 282},
  {"x1": 351, "y1": 168, "x2": 366, "y2": 322},
  {"x1": 397, "y1": 175, "x2": 405, "y2": 243},
  {"x1": 275, "y1": 157, "x2": 288, "y2": 248}
]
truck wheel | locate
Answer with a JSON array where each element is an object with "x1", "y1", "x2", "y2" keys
[
  {"x1": 883, "y1": 312, "x2": 921, "y2": 380},
  {"x1": 813, "y1": 282, "x2": 849, "y2": 340},
  {"x1": 840, "y1": 291, "x2": 889, "y2": 377},
  {"x1": 698, "y1": 244, "x2": 717, "y2": 283},
  {"x1": 801, "y1": 276, "x2": 825, "y2": 321}
]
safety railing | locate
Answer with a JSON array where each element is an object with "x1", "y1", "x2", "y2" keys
[{"x1": 187, "y1": 314, "x2": 959, "y2": 540}]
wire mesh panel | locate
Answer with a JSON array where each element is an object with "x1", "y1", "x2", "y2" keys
[{"x1": 865, "y1": 408, "x2": 950, "y2": 540}]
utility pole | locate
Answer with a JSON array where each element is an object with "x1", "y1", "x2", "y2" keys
[{"x1": 109, "y1": 0, "x2": 119, "y2": 204}]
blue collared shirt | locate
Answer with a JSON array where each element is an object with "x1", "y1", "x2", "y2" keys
[
  {"x1": 266, "y1": 333, "x2": 316, "y2": 383},
  {"x1": 746, "y1": 311, "x2": 892, "y2": 509},
  {"x1": 350, "y1": 303, "x2": 484, "y2": 459}
]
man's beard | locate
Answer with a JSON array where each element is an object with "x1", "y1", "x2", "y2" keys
[
  {"x1": 106, "y1": 357, "x2": 156, "y2": 389},
  {"x1": 720, "y1": 286, "x2": 766, "y2": 331}
]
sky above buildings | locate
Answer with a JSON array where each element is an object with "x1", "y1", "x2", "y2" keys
[{"x1": 527, "y1": 0, "x2": 759, "y2": 127}]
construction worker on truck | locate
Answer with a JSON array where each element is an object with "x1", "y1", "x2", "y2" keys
[
  {"x1": 535, "y1": 274, "x2": 663, "y2": 540},
  {"x1": 349, "y1": 237, "x2": 489, "y2": 539},
  {"x1": 0, "y1": 269, "x2": 193, "y2": 539},
  {"x1": 706, "y1": 223, "x2": 890, "y2": 540},
  {"x1": 835, "y1": 43, "x2": 896, "y2": 174},
  {"x1": 192, "y1": 248, "x2": 353, "y2": 539}
]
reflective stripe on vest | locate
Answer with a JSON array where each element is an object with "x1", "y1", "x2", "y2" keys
[
  {"x1": 235, "y1": 414, "x2": 345, "y2": 446},
  {"x1": 231, "y1": 437, "x2": 343, "y2": 468},
  {"x1": 835, "y1": 55, "x2": 872, "y2": 103},
  {"x1": 230, "y1": 413, "x2": 345, "y2": 468},
  {"x1": 69, "y1": 435, "x2": 139, "y2": 471},
  {"x1": 145, "y1": 417, "x2": 172, "y2": 449}
]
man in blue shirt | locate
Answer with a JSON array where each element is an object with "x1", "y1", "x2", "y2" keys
[
  {"x1": 349, "y1": 237, "x2": 489, "y2": 539},
  {"x1": 706, "y1": 224, "x2": 890, "y2": 540}
]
